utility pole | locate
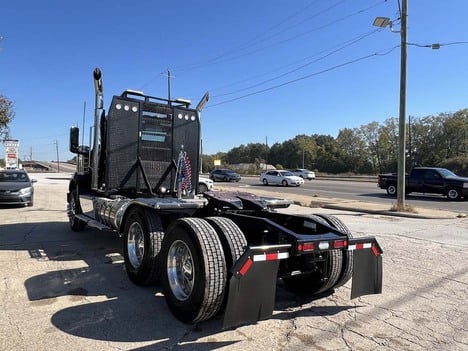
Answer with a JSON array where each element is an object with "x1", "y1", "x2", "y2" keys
[
  {"x1": 397, "y1": 0, "x2": 408, "y2": 208},
  {"x1": 55, "y1": 140, "x2": 60, "y2": 173},
  {"x1": 167, "y1": 69, "x2": 172, "y2": 103}
]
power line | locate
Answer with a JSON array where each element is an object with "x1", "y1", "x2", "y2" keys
[
  {"x1": 213, "y1": 28, "x2": 383, "y2": 98},
  {"x1": 208, "y1": 45, "x2": 400, "y2": 107},
  {"x1": 140, "y1": 0, "x2": 388, "y2": 90}
]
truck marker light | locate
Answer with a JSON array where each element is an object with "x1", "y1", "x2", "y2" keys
[
  {"x1": 333, "y1": 240, "x2": 347, "y2": 249},
  {"x1": 318, "y1": 242, "x2": 329, "y2": 250},
  {"x1": 297, "y1": 243, "x2": 314, "y2": 252}
]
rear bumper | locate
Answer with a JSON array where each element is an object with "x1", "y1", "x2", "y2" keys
[{"x1": 223, "y1": 237, "x2": 383, "y2": 329}]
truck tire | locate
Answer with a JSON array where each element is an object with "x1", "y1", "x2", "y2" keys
[
  {"x1": 160, "y1": 217, "x2": 227, "y2": 324},
  {"x1": 447, "y1": 187, "x2": 462, "y2": 200},
  {"x1": 68, "y1": 189, "x2": 86, "y2": 232},
  {"x1": 205, "y1": 217, "x2": 247, "y2": 271},
  {"x1": 205, "y1": 217, "x2": 247, "y2": 313},
  {"x1": 386, "y1": 184, "x2": 397, "y2": 196},
  {"x1": 198, "y1": 183, "x2": 208, "y2": 194},
  {"x1": 283, "y1": 214, "x2": 343, "y2": 295},
  {"x1": 317, "y1": 214, "x2": 353, "y2": 289},
  {"x1": 283, "y1": 251, "x2": 343, "y2": 296},
  {"x1": 122, "y1": 208, "x2": 164, "y2": 286}
]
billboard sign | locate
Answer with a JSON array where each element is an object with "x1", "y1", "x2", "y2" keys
[{"x1": 3, "y1": 139, "x2": 19, "y2": 169}]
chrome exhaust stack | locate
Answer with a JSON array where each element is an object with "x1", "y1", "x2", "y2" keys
[{"x1": 92, "y1": 68, "x2": 103, "y2": 190}]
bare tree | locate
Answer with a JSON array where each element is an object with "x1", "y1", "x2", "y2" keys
[{"x1": 0, "y1": 95, "x2": 15, "y2": 139}]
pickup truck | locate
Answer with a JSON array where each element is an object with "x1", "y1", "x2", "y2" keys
[{"x1": 377, "y1": 167, "x2": 468, "y2": 200}]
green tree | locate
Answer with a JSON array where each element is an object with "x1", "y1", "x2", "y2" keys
[{"x1": 336, "y1": 128, "x2": 372, "y2": 173}]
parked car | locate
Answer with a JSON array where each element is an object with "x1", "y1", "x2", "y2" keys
[
  {"x1": 260, "y1": 170, "x2": 304, "y2": 187},
  {"x1": 198, "y1": 177, "x2": 214, "y2": 193},
  {"x1": 0, "y1": 169, "x2": 36, "y2": 206},
  {"x1": 290, "y1": 168, "x2": 316, "y2": 180},
  {"x1": 209, "y1": 169, "x2": 241, "y2": 182}
]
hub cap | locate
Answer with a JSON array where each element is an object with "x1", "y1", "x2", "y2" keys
[
  {"x1": 127, "y1": 222, "x2": 145, "y2": 269},
  {"x1": 167, "y1": 240, "x2": 194, "y2": 301}
]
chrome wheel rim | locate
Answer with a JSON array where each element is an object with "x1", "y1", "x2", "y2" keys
[
  {"x1": 167, "y1": 240, "x2": 194, "y2": 301},
  {"x1": 68, "y1": 197, "x2": 77, "y2": 223},
  {"x1": 127, "y1": 222, "x2": 145, "y2": 269},
  {"x1": 448, "y1": 189, "x2": 458, "y2": 199}
]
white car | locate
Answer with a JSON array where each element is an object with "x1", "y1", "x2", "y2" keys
[
  {"x1": 260, "y1": 170, "x2": 304, "y2": 187},
  {"x1": 290, "y1": 168, "x2": 316, "y2": 180},
  {"x1": 198, "y1": 177, "x2": 214, "y2": 193}
]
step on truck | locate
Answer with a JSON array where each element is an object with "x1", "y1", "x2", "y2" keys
[{"x1": 67, "y1": 68, "x2": 383, "y2": 329}]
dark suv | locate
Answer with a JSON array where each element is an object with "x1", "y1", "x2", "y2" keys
[{"x1": 209, "y1": 169, "x2": 241, "y2": 182}]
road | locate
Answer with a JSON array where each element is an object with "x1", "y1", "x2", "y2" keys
[
  {"x1": 221, "y1": 177, "x2": 468, "y2": 213},
  {"x1": 0, "y1": 173, "x2": 467, "y2": 350}
]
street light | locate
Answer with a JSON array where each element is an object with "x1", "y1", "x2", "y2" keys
[{"x1": 373, "y1": 0, "x2": 408, "y2": 209}]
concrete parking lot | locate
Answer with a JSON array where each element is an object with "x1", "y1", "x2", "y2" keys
[{"x1": 1, "y1": 173, "x2": 467, "y2": 350}]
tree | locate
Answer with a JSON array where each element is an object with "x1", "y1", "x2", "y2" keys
[
  {"x1": 336, "y1": 128, "x2": 372, "y2": 173},
  {"x1": 0, "y1": 95, "x2": 15, "y2": 139}
]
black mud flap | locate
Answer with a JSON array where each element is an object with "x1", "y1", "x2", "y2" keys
[
  {"x1": 222, "y1": 245, "x2": 290, "y2": 329},
  {"x1": 349, "y1": 237, "x2": 383, "y2": 299}
]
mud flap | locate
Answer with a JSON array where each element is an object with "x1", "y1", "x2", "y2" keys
[
  {"x1": 350, "y1": 237, "x2": 383, "y2": 299},
  {"x1": 222, "y1": 245, "x2": 290, "y2": 329}
]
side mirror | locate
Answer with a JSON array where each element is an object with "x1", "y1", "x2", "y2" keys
[{"x1": 70, "y1": 126, "x2": 80, "y2": 153}]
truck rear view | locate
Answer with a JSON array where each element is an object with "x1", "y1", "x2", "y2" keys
[{"x1": 67, "y1": 68, "x2": 383, "y2": 328}]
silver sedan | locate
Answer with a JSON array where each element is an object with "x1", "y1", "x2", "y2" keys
[{"x1": 260, "y1": 170, "x2": 304, "y2": 187}]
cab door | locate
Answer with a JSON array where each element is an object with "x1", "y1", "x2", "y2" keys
[{"x1": 423, "y1": 169, "x2": 445, "y2": 194}]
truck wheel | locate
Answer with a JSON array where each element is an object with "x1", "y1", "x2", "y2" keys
[
  {"x1": 205, "y1": 217, "x2": 247, "y2": 271},
  {"x1": 283, "y1": 213, "x2": 343, "y2": 295},
  {"x1": 122, "y1": 208, "x2": 164, "y2": 286},
  {"x1": 161, "y1": 218, "x2": 227, "y2": 324},
  {"x1": 317, "y1": 214, "x2": 353, "y2": 289},
  {"x1": 68, "y1": 189, "x2": 85, "y2": 232},
  {"x1": 198, "y1": 183, "x2": 208, "y2": 194},
  {"x1": 205, "y1": 217, "x2": 247, "y2": 314},
  {"x1": 447, "y1": 187, "x2": 462, "y2": 200},
  {"x1": 283, "y1": 250, "x2": 343, "y2": 296},
  {"x1": 386, "y1": 185, "x2": 397, "y2": 196}
]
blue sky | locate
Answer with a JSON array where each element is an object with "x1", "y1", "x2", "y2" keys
[{"x1": 1, "y1": 1, "x2": 468, "y2": 162}]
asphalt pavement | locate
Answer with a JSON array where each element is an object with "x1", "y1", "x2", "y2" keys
[
  {"x1": 1, "y1": 173, "x2": 467, "y2": 350},
  {"x1": 214, "y1": 183, "x2": 468, "y2": 219}
]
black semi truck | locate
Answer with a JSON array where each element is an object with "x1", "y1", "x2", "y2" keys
[{"x1": 67, "y1": 68, "x2": 383, "y2": 328}]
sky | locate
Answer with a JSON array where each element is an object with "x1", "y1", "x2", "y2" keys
[{"x1": 1, "y1": 0, "x2": 468, "y2": 162}]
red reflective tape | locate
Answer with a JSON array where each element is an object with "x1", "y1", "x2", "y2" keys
[
  {"x1": 266, "y1": 253, "x2": 278, "y2": 261},
  {"x1": 371, "y1": 245, "x2": 380, "y2": 257},
  {"x1": 356, "y1": 243, "x2": 364, "y2": 250},
  {"x1": 239, "y1": 257, "x2": 253, "y2": 276}
]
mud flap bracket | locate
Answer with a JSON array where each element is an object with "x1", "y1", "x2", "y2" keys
[
  {"x1": 350, "y1": 237, "x2": 383, "y2": 299},
  {"x1": 222, "y1": 244, "x2": 290, "y2": 329}
]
